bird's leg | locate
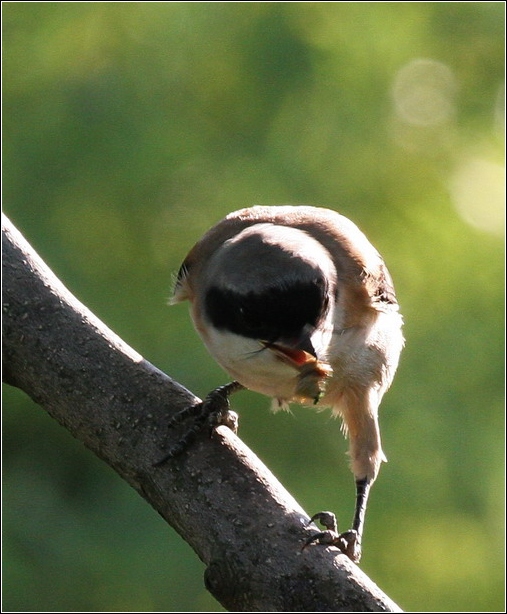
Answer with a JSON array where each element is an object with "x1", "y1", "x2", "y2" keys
[
  {"x1": 338, "y1": 477, "x2": 371, "y2": 562},
  {"x1": 303, "y1": 477, "x2": 371, "y2": 563},
  {"x1": 154, "y1": 381, "x2": 244, "y2": 465}
]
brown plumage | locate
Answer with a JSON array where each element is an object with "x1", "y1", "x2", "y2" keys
[{"x1": 171, "y1": 205, "x2": 404, "y2": 562}]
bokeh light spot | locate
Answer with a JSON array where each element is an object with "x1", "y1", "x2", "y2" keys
[
  {"x1": 450, "y1": 157, "x2": 505, "y2": 236},
  {"x1": 393, "y1": 58, "x2": 457, "y2": 127}
]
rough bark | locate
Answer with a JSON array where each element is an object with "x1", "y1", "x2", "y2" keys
[{"x1": 2, "y1": 213, "x2": 402, "y2": 612}]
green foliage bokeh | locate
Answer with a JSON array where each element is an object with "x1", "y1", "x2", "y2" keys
[{"x1": 2, "y1": 3, "x2": 504, "y2": 612}]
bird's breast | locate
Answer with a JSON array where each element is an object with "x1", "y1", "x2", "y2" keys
[{"x1": 199, "y1": 327, "x2": 331, "y2": 405}]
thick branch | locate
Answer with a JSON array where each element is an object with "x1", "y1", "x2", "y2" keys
[{"x1": 2, "y1": 213, "x2": 402, "y2": 612}]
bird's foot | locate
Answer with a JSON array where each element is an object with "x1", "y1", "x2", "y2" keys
[
  {"x1": 154, "y1": 381, "x2": 243, "y2": 465},
  {"x1": 303, "y1": 511, "x2": 362, "y2": 563}
]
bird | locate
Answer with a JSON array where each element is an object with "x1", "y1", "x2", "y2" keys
[{"x1": 167, "y1": 205, "x2": 404, "y2": 563}]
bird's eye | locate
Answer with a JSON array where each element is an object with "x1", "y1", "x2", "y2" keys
[
  {"x1": 237, "y1": 303, "x2": 264, "y2": 331},
  {"x1": 205, "y1": 287, "x2": 267, "y2": 335}
]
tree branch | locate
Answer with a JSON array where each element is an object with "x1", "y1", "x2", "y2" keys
[{"x1": 2, "y1": 213, "x2": 402, "y2": 612}]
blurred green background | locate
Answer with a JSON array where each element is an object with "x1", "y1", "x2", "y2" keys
[{"x1": 2, "y1": 2, "x2": 504, "y2": 612}]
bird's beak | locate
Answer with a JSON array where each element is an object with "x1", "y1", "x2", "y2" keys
[
  {"x1": 260, "y1": 326, "x2": 316, "y2": 367},
  {"x1": 260, "y1": 334, "x2": 332, "y2": 405},
  {"x1": 260, "y1": 340, "x2": 315, "y2": 368},
  {"x1": 261, "y1": 326, "x2": 317, "y2": 360}
]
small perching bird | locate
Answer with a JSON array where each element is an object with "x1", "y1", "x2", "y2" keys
[{"x1": 167, "y1": 205, "x2": 404, "y2": 563}]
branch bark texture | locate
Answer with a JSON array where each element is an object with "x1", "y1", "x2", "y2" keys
[{"x1": 2, "y1": 213, "x2": 402, "y2": 612}]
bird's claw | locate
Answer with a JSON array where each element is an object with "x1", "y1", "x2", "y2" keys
[
  {"x1": 303, "y1": 512, "x2": 362, "y2": 563},
  {"x1": 154, "y1": 382, "x2": 243, "y2": 464},
  {"x1": 308, "y1": 510, "x2": 338, "y2": 532},
  {"x1": 206, "y1": 383, "x2": 241, "y2": 434}
]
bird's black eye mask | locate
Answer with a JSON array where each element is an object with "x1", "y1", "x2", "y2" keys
[{"x1": 204, "y1": 279, "x2": 329, "y2": 342}]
